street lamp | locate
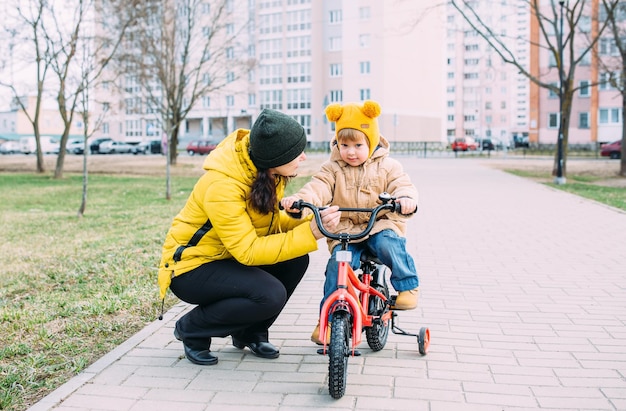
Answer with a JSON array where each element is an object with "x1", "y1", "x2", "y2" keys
[{"x1": 555, "y1": 0, "x2": 566, "y2": 184}]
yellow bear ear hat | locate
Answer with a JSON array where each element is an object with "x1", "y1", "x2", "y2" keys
[{"x1": 325, "y1": 100, "x2": 381, "y2": 158}]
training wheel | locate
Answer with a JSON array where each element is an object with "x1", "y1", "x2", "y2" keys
[{"x1": 417, "y1": 327, "x2": 430, "y2": 355}]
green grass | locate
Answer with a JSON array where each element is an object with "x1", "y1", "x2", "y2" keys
[
  {"x1": 506, "y1": 169, "x2": 626, "y2": 211},
  {"x1": 0, "y1": 173, "x2": 195, "y2": 411}
]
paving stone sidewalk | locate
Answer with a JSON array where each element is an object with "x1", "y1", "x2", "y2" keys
[{"x1": 29, "y1": 157, "x2": 626, "y2": 411}]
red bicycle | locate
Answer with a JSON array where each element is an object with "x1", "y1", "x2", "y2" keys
[{"x1": 291, "y1": 193, "x2": 430, "y2": 399}]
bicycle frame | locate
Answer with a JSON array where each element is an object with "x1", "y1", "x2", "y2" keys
[{"x1": 318, "y1": 251, "x2": 394, "y2": 354}]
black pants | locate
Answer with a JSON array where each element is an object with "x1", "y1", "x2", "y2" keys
[{"x1": 170, "y1": 255, "x2": 309, "y2": 350}]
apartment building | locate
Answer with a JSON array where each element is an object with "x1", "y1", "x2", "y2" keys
[
  {"x1": 448, "y1": 0, "x2": 622, "y2": 148},
  {"x1": 94, "y1": 0, "x2": 446, "y2": 149},
  {"x1": 446, "y1": 1, "x2": 530, "y2": 147},
  {"x1": 531, "y1": 0, "x2": 622, "y2": 146}
]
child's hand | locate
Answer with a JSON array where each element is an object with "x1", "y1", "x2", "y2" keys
[
  {"x1": 397, "y1": 197, "x2": 418, "y2": 215},
  {"x1": 310, "y1": 205, "x2": 341, "y2": 240},
  {"x1": 280, "y1": 196, "x2": 300, "y2": 213}
]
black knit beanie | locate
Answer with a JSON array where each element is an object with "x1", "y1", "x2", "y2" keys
[{"x1": 249, "y1": 109, "x2": 307, "y2": 169}]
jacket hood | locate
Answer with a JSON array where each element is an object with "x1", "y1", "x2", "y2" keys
[{"x1": 202, "y1": 129, "x2": 257, "y2": 186}]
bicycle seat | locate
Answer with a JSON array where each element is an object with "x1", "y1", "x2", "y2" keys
[{"x1": 360, "y1": 252, "x2": 382, "y2": 265}]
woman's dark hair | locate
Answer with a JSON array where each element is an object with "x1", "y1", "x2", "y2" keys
[{"x1": 250, "y1": 169, "x2": 291, "y2": 214}]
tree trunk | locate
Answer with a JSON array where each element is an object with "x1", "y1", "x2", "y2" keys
[
  {"x1": 621, "y1": 90, "x2": 626, "y2": 177},
  {"x1": 552, "y1": 88, "x2": 573, "y2": 179},
  {"x1": 169, "y1": 126, "x2": 179, "y2": 166}
]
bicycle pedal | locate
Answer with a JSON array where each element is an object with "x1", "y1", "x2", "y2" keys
[
  {"x1": 352, "y1": 350, "x2": 362, "y2": 357},
  {"x1": 389, "y1": 295, "x2": 398, "y2": 305},
  {"x1": 316, "y1": 348, "x2": 326, "y2": 355}
]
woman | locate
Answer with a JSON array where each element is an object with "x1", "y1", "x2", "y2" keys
[{"x1": 158, "y1": 109, "x2": 340, "y2": 365}]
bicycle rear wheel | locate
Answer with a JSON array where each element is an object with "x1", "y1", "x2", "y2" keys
[
  {"x1": 328, "y1": 311, "x2": 350, "y2": 399},
  {"x1": 365, "y1": 283, "x2": 390, "y2": 351}
]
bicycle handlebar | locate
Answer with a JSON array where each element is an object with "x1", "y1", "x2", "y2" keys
[{"x1": 290, "y1": 192, "x2": 401, "y2": 242}]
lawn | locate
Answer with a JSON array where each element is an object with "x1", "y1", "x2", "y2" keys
[
  {"x1": 0, "y1": 173, "x2": 195, "y2": 411},
  {"x1": 506, "y1": 169, "x2": 626, "y2": 211}
]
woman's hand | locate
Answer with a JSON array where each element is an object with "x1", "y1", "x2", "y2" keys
[{"x1": 310, "y1": 205, "x2": 341, "y2": 240}]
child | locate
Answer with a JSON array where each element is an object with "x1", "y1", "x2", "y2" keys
[{"x1": 281, "y1": 100, "x2": 420, "y2": 345}]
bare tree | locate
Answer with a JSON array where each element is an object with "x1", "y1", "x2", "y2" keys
[
  {"x1": 116, "y1": 0, "x2": 252, "y2": 199},
  {"x1": 73, "y1": 1, "x2": 135, "y2": 216},
  {"x1": 0, "y1": 0, "x2": 51, "y2": 173},
  {"x1": 450, "y1": 0, "x2": 611, "y2": 181},
  {"x1": 599, "y1": 0, "x2": 626, "y2": 176},
  {"x1": 44, "y1": 0, "x2": 134, "y2": 179}
]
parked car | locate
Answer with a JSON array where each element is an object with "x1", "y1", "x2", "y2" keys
[
  {"x1": 20, "y1": 136, "x2": 60, "y2": 154},
  {"x1": 66, "y1": 139, "x2": 85, "y2": 155},
  {"x1": 186, "y1": 140, "x2": 217, "y2": 155},
  {"x1": 90, "y1": 137, "x2": 113, "y2": 154},
  {"x1": 99, "y1": 140, "x2": 134, "y2": 154},
  {"x1": 478, "y1": 138, "x2": 495, "y2": 151},
  {"x1": 513, "y1": 135, "x2": 529, "y2": 148},
  {"x1": 450, "y1": 137, "x2": 478, "y2": 152},
  {"x1": 130, "y1": 140, "x2": 163, "y2": 155},
  {"x1": 0, "y1": 140, "x2": 21, "y2": 154},
  {"x1": 600, "y1": 140, "x2": 622, "y2": 159}
]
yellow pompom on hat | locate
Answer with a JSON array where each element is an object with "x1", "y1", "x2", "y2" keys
[{"x1": 325, "y1": 100, "x2": 381, "y2": 158}]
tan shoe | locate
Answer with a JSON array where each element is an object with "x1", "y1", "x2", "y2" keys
[
  {"x1": 310, "y1": 322, "x2": 330, "y2": 345},
  {"x1": 392, "y1": 287, "x2": 419, "y2": 310}
]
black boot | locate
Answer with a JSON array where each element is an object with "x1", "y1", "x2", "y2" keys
[
  {"x1": 174, "y1": 323, "x2": 218, "y2": 366},
  {"x1": 232, "y1": 337, "x2": 279, "y2": 359}
]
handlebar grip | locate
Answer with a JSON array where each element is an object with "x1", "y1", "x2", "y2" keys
[{"x1": 279, "y1": 200, "x2": 303, "y2": 218}]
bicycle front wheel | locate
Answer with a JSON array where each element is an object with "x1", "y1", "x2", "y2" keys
[{"x1": 328, "y1": 311, "x2": 350, "y2": 399}]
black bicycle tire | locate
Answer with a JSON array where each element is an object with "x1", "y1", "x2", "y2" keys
[
  {"x1": 365, "y1": 283, "x2": 390, "y2": 351},
  {"x1": 328, "y1": 311, "x2": 350, "y2": 399}
]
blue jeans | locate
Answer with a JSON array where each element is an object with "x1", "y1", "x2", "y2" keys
[{"x1": 321, "y1": 229, "x2": 419, "y2": 311}]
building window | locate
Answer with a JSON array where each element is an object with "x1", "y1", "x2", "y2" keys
[
  {"x1": 359, "y1": 34, "x2": 370, "y2": 48},
  {"x1": 329, "y1": 36, "x2": 342, "y2": 51},
  {"x1": 330, "y1": 63, "x2": 342, "y2": 77},
  {"x1": 329, "y1": 10, "x2": 342, "y2": 23},
  {"x1": 248, "y1": 93, "x2": 256, "y2": 106},
  {"x1": 360, "y1": 61, "x2": 370, "y2": 74},
  {"x1": 226, "y1": 95, "x2": 234, "y2": 107},
  {"x1": 548, "y1": 113, "x2": 560, "y2": 129},
  {"x1": 579, "y1": 112, "x2": 589, "y2": 129},
  {"x1": 579, "y1": 80, "x2": 590, "y2": 97},
  {"x1": 599, "y1": 108, "x2": 621, "y2": 124},
  {"x1": 359, "y1": 88, "x2": 371, "y2": 100},
  {"x1": 447, "y1": 115, "x2": 454, "y2": 121},
  {"x1": 359, "y1": 7, "x2": 370, "y2": 19},
  {"x1": 330, "y1": 90, "x2": 343, "y2": 103},
  {"x1": 599, "y1": 38, "x2": 618, "y2": 56},
  {"x1": 549, "y1": 82, "x2": 559, "y2": 98},
  {"x1": 447, "y1": 100, "x2": 454, "y2": 107},
  {"x1": 599, "y1": 72, "x2": 618, "y2": 90}
]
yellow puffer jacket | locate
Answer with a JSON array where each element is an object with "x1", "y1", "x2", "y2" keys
[{"x1": 158, "y1": 129, "x2": 317, "y2": 300}]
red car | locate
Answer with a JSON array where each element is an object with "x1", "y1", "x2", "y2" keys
[
  {"x1": 600, "y1": 140, "x2": 622, "y2": 159},
  {"x1": 450, "y1": 137, "x2": 478, "y2": 152},
  {"x1": 186, "y1": 140, "x2": 217, "y2": 155}
]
